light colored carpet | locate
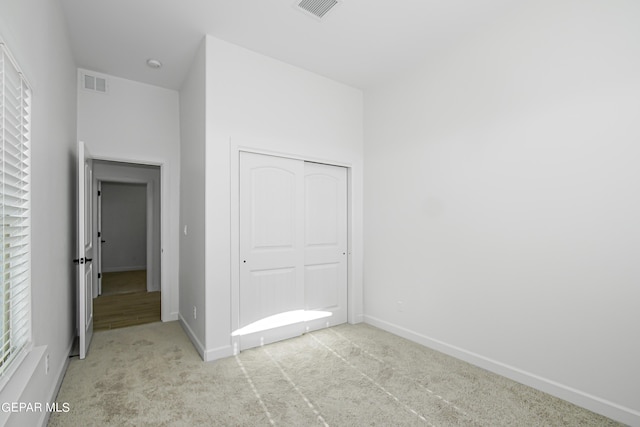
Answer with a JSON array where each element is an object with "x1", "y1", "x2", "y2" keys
[{"x1": 49, "y1": 322, "x2": 623, "y2": 426}]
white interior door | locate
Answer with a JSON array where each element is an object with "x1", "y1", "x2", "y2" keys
[
  {"x1": 239, "y1": 152, "x2": 305, "y2": 350},
  {"x1": 238, "y1": 152, "x2": 347, "y2": 351},
  {"x1": 77, "y1": 141, "x2": 94, "y2": 359},
  {"x1": 304, "y1": 162, "x2": 348, "y2": 331}
]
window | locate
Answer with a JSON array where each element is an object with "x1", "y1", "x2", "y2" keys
[{"x1": 0, "y1": 41, "x2": 32, "y2": 382}]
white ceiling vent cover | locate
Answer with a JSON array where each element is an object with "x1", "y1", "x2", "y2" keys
[
  {"x1": 82, "y1": 72, "x2": 108, "y2": 94},
  {"x1": 296, "y1": 0, "x2": 341, "y2": 20}
]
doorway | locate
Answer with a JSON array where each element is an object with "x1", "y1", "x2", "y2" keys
[{"x1": 92, "y1": 161, "x2": 161, "y2": 330}]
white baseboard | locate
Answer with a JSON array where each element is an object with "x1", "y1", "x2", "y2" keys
[
  {"x1": 102, "y1": 265, "x2": 146, "y2": 273},
  {"x1": 349, "y1": 313, "x2": 364, "y2": 324},
  {"x1": 163, "y1": 311, "x2": 179, "y2": 322},
  {"x1": 178, "y1": 314, "x2": 206, "y2": 360},
  {"x1": 178, "y1": 315, "x2": 233, "y2": 362},
  {"x1": 38, "y1": 339, "x2": 74, "y2": 427},
  {"x1": 364, "y1": 315, "x2": 640, "y2": 427},
  {"x1": 204, "y1": 345, "x2": 233, "y2": 362}
]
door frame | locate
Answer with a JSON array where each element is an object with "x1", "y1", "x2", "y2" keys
[
  {"x1": 97, "y1": 180, "x2": 102, "y2": 296},
  {"x1": 89, "y1": 156, "x2": 167, "y2": 320},
  {"x1": 230, "y1": 142, "x2": 356, "y2": 355}
]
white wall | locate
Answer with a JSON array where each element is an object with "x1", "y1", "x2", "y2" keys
[
  {"x1": 202, "y1": 36, "x2": 364, "y2": 360},
  {"x1": 78, "y1": 72, "x2": 180, "y2": 320},
  {"x1": 101, "y1": 183, "x2": 147, "y2": 272},
  {"x1": 178, "y1": 38, "x2": 207, "y2": 352},
  {"x1": 363, "y1": 1, "x2": 640, "y2": 424},
  {"x1": 0, "y1": 0, "x2": 77, "y2": 426}
]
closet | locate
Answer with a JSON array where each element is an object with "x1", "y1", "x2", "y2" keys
[{"x1": 239, "y1": 152, "x2": 347, "y2": 350}]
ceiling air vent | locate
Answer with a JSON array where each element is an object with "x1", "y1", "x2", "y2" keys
[
  {"x1": 82, "y1": 72, "x2": 108, "y2": 94},
  {"x1": 296, "y1": 0, "x2": 341, "y2": 20}
]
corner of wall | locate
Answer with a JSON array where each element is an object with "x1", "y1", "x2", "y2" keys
[{"x1": 178, "y1": 314, "x2": 205, "y2": 361}]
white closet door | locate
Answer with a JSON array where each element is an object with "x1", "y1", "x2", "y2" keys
[
  {"x1": 304, "y1": 162, "x2": 348, "y2": 331},
  {"x1": 239, "y1": 152, "x2": 305, "y2": 350},
  {"x1": 239, "y1": 152, "x2": 348, "y2": 351}
]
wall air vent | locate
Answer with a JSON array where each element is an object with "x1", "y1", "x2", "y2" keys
[
  {"x1": 296, "y1": 0, "x2": 341, "y2": 20},
  {"x1": 81, "y1": 72, "x2": 108, "y2": 94}
]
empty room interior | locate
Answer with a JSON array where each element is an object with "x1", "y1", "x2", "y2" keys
[{"x1": 0, "y1": 0, "x2": 639, "y2": 426}]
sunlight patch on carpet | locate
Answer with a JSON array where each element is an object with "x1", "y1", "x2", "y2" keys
[{"x1": 232, "y1": 310, "x2": 332, "y2": 336}]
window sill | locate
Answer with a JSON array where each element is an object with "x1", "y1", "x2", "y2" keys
[{"x1": 0, "y1": 345, "x2": 46, "y2": 426}]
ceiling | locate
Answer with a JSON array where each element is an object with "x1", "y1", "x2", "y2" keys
[{"x1": 59, "y1": 0, "x2": 516, "y2": 90}]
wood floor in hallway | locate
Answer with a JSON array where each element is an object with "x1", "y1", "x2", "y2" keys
[{"x1": 94, "y1": 270, "x2": 161, "y2": 330}]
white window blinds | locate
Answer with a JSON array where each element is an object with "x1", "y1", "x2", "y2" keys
[{"x1": 0, "y1": 42, "x2": 32, "y2": 381}]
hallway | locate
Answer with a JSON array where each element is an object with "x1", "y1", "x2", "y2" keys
[{"x1": 93, "y1": 270, "x2": 160, "y2": 330}]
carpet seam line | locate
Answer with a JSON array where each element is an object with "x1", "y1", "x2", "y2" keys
[
  {"x1": 235, "y1": 355, "x2": 276, "y2": 426},
  {"x1": 310, "y1": 332, "x2": 433, "y2": 426},
  {"x1": 264, "y1": 347, "x2": 330, "y2": 427},
  {"x1": 328, "y1": 328, "x2": 476, "y2": 421}
]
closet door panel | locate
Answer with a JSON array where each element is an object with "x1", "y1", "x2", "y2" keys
[
  {"x1": 239, "y1": 152, "x2": 305, "y2": 349},
  {"x1": 304, "y1": 162, "x2": 348, "y2": 330}
]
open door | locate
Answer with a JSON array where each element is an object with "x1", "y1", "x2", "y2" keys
[{"x1": 77, "y1": 141, "x2": 94, "y2": 359}]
